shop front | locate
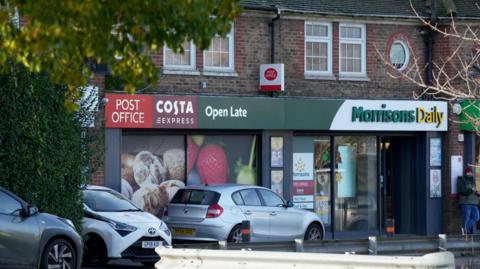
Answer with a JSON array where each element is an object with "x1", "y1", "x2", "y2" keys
[{"x1": 104, "y1": 94, "x2": 448, "y2": 239}]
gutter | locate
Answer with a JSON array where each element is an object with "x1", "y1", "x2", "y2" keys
[
  {"x1": 243, "y1": 5, "x2": 431, "y2": 20},
  {"x1": 424, "y1": 0, "x2": 437, "y2": 100},
  {"x1": 269, "y1": 6, "x2": 281, "y2": 63}
]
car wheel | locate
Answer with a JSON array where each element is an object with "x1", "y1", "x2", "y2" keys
[
  {"x1": 40, "y1": 238, "x2": 76, "y2": 269},
  {"x1": 227, "y1": 225, "x2": 243, "y2": 243},
  {"x1": 304, "y1": 223, "x2": 323, "y2": 241},
  {"x1": 82, "y1": 234, "x2": 108, "y2": 267}
]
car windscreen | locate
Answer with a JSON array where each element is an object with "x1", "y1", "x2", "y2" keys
[
  {"x1": 170, "y1": 189, "x2": 220, "y2": 205},
  {"x1": 83, "y1": 189, "x2": 140, "y2": 212}
]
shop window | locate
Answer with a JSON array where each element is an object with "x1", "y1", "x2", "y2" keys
[
  {"x1": 339, "y1": 23, "x2": 366, "y2": 78},
  {"x1": 121, "y1": 134, "x2": 258, "y2": 217},
  {"x1": 314, "y1": 136, "x2": 332, "y2": 230},
  {"x1": 203, "y1": 24, "x2": 234, "y2": 72},
  {"x1": 164, "y1": 40, "x2": 196, "y2": 70},
  {"x1": 121, "y1": 135, "x2": 185, "y2": 218},
  {"x1": 305, "y1": 22, "x2": 332, "y2": 75},
  {"x1": 334, "y1": 136, "x2": 377, "y2": 232}
]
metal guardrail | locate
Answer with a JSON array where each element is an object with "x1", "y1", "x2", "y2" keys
[
  {"x1": 173, "y1": 234, "x2": 480, "y2": 256},
  {"x1": 155, "y1": 247, "x2": 456, "y2": 269}
]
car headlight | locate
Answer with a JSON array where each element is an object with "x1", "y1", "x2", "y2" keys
[
  {"x1": 160, "y1": 222, "x2": 171, "y2": 236},
  {"x1": 107, "y1": 219, "x2": 137, "y2": 237},
  {"x1": 84, "y1": 209, "x2": 137, "y2": 237}
]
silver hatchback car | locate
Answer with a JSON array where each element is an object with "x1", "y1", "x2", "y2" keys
[{"x1": 163, "y1": 184, "x2": 325, "y2": 242}]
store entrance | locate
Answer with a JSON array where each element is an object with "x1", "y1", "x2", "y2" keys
[{"x1": 382, "y1": 136, "x2": 417, "y2": 235}]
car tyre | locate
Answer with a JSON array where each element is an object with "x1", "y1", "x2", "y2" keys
[
  {"x1": 40, "y1": 238, "x2": 76, "y2": 269},
  {"x1": 304, "y1": 223, "x2": 323, "y2": 241},
  {"x1": 83, "y1": 234, "x2": 108, "y2": 267},
  {"x1": 142, "y1": 261, "x2": 157, "y2": 267},
  {"x1": 227, "y1": 225, "x2": 243, "y2": 243}
]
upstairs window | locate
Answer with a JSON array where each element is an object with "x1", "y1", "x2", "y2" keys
[
  {"x1": 390, "y1": 40, "x2": 410, "y2": 71},
  {"x1": 164, "y1": 40, "x2": 195, "y2": 70},
  {"x1": 339, "y1": 24, "x2": 366, "y2": 77},
  {"x1": 204, "y1": 25, "x2": 234, "y2": 72},
  {"x1": 305, "y1": 22, "x2": 332, "y2": 75}
]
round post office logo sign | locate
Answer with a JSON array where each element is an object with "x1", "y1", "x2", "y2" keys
[{"x1": 264, "y1": 68, "x2": 278, "y2": 81}]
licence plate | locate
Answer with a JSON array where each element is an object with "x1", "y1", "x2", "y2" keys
[
  {"x1": 173, "y1": 228, "x2": 196, "y2": 236},
  {"x1": 142, "y1": 241, "x2": 162, "y2": 249}
]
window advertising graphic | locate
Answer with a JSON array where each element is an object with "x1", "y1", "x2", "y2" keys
[
  {"x1": 336, "y1": 145, "x2": 357, "y2": 198},
  {"x1": 271, "y1": 137, "x2": 284, "y2": 167},
  {"x1": 430, "y1": 169, "x2": 442, "y2": 198},
  {"x1": 121, "y1": 135, "x2": 185, "y2": 217},
  {"x1": 271, "y1": 170, "x2": 284, "y2": 196},
  {"x1": 186, "y1": 135, "x2": 258, "y2": 186},
  {"x1": 292, "y1": 137, "x2": 315, "y2": 209}
]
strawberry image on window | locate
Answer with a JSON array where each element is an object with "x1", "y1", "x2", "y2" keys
[{"x1": 196, "y1": 144, "x2": 229, "y2": 184}]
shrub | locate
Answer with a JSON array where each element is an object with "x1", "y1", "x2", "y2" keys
[{"x1": 0, "y1": 64, "x2": 88, "y2": 228}]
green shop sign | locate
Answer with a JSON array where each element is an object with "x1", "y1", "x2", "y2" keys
[{"x1": 105, "y1": 94, "x2": 448, "y2": 131}]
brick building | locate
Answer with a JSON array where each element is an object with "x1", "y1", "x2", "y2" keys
[{"x1": 92, "y1": 0, "x2": 480, "y2": 238}]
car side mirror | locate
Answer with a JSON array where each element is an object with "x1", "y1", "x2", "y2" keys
[
  {"x1": 285, "y1": 201, "x2": 294, "y2": 208},
  {"x1": 28, "y1": 206, "x2": 38, "y2": 216}
]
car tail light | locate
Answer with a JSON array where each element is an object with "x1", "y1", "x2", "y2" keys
[
  {"x1": 163, "y1": 207, "x2": 168, "y2": 217},
  {"x1": 206, "y1": 204, "x2": 223, "y2": 218}
]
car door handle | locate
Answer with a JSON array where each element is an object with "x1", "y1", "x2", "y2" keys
[
  {"x1": 244, "y1": 210, "x2": 252, "y2": 215},
  {"x1": 270, "y1": 212, "x2": 277, "y2": 216}
]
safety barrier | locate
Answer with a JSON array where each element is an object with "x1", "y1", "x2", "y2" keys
[
  {"x1": 155, "y1": 247, "x2": 455, "y2": 269},
  {"x1": 173, "y1": 234, "x2": 480, "y2": 256}
]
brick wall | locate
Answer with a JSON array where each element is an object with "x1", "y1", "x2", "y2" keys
[{"x1": 147, "y1": 15, "x2": 427, "y2": 99}]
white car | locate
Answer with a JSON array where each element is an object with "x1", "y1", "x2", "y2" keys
[{"x1": 81, "y1": 185, "x2": 171, "y2": 267}]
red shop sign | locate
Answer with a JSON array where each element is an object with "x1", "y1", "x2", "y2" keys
[{"x1": 105, "y1": 94, "x2": 152, "y2": 128}]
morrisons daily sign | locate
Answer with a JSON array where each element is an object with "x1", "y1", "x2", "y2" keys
[{"x1": 330, "y1": 100, "x2": 447, "y2": 131}]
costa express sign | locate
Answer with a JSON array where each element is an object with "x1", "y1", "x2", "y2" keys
[{"x1": 105, "y1": 94, "x2": 197, "y2": 128}]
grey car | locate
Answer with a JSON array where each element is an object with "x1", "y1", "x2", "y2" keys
[
  {"x1": 0, "y1": 187, "x2": 83, "y2": 269},
  {"x1": 163, "y1": 184, "x2": 325, "y2": 243}
]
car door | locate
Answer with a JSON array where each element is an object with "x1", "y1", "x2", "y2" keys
[
  {"x1": 236, "y1": 189, "x2": 270, "y2": 242},
  {"x1": 0, "y1": 190, "x2": 39, "y2": 268},
  {"x1": 257, "y1": 189, "x2": 301, "y2": 241}
]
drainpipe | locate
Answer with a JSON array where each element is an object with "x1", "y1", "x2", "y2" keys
[
  {"x1": 269, "y1": 6, "x2": 281, "y2": 63},
  {"x1": 425, "y1": 0, "x2": 437, "y2": 100}
]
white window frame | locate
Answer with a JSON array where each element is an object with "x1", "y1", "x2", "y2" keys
[
  {"x1": 390, "y1": 40, "x2": 410, "y2": 72},
  {"x1": 163, "y1": 41, "x2": 196, "y2": 71},
  {"x1": 203, "y1": 24, "x2": 235, "y2": 72},
  {"x1": 304, "y1": 21, "x2": 332, "y2": 76},
  {"x1": 339, "y1": 23, "x2": 367, "y2": 78}
]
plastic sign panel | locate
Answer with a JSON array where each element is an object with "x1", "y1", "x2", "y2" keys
[
  {"x1": 105, "y1": 94, "x2": 153, "y2": 128},
  {"x1": 105, "y1": 94, "x2": 448, "y2": 131},
  {"x1": 329, "y1": 100, "x2": 448, "y2": 131},
  {"x1": 259, "y1": 64, "x2": 284, "y2": 92}
]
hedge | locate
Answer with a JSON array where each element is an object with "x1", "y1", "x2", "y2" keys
[{"x1": 0, "y1": 64, "x2": 88, "y2": 228}]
